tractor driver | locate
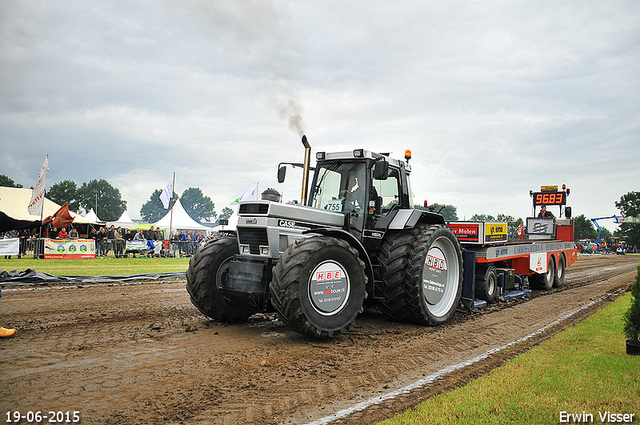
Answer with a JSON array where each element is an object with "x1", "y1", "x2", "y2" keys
[{"x1": 340, "y1": 176, "x2": 364, "y2": 213}]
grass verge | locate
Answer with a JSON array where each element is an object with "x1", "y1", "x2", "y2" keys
[
  {"x1": 378, "y1": 293, "x2": 640, "y2": 425},
  {"x1": 0, "y1": 257, "x2": 190, "y2": 276}
]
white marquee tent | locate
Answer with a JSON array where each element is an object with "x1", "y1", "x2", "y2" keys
[
  {"x1": 0, "y1": 187, "x2": 97, "y2": 225},
  {"x1": 84, "y1": 208, "x2": 103, "y2": 223},
  {"x1": 107, "y1": 209, "x2": 137, "y2": 228},
  {"x1": 153, "y1": 199, "x2": 210, "y2": 233}
]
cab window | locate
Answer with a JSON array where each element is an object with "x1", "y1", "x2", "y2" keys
[{"x1": 373, "y1": 168, "x2": 400, "y2": 213}]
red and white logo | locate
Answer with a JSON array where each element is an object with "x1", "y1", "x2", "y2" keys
[{"x1": 314, "y1": 270, "x2": 341, "y2": 281}]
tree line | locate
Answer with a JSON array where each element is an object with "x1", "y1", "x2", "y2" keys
[
  {"x1": 0, "y1": 174, "x2": 231, "y2": 224},
  {"x1": 2, "y1": 174, "x2": 638, "y2": 245}
]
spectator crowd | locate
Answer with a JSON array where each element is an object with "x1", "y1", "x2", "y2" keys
[{"x1": 2, "y1": 225, "x2": 228, "y2": 259}]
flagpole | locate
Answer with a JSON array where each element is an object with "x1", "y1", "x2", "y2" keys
[{"x1": 169, "y1": 172, "x2": 175, "y2": 237}]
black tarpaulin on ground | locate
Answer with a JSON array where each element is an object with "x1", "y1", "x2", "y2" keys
[{"x1": 0, "y1": 269, "x2": 186, "y2": 285}]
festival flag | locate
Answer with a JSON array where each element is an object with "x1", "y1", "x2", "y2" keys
[
  {"x1": 233, "y1": 183, "x2": 259, "y2": 203},
  {"x1": 159, "y1": 174, "x2": 174, "y2": 209},
  {"x1": 46, "y1": 202, "x2": 75, "y2": 230},
  {"x1": 517, "y1": 222, "x2": 523, "y2": 238},
  {"x1": 27, "y1": 155, "x2": 50, "y2": 216}
]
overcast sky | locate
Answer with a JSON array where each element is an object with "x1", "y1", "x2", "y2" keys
[{"x1": 1, "y1": 1, "x2": 638, "y2": 230}]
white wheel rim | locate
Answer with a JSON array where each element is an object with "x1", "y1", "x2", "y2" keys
[
  {"x1": 421, "y1": 236, "x2": 459, "y2": 318},
  {"x1": 308, "y1": 260, "x2": 351, "y2": 316}
]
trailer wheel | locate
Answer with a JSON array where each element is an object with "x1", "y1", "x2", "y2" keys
[
  {"x1": 270, "y1": 236, "x2": 367, "y2": 338},
  {"x1": 374, "y1": 230, "x2": 419, "y2": 322},
  {"x1": 186, "y1": 237, "x2": 257, "y2": 322},
  {"x1": 554, "y1": 254, "x2": 566, "y2": 288},
  {"x1": 405, "y1": 225, "x2": 463, "y2": 326},
  {"x1": 475, "y1": 264, "x2": 498, "y2": 303},
  {"x1": 529, "y1": 256, "x2": 556, "y2": 290}
]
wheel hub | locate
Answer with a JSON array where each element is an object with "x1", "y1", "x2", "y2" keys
[
  {"x1": 422, "y1": 246, "x2": 448, "y2": 305},
  {"x1": 309, "y1": 261, "x2": 350, "y2": 315}
]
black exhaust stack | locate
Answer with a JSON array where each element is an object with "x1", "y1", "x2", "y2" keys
[{"x1": 301, "y1": 135, "x2": 311, "y2": 205}]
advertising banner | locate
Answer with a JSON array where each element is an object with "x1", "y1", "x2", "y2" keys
[
  {"x1": 526, "y1": 217, "x2": 556, "y2": 237},
  {"x1": 43, "y1": 239, "x2": 95, "y2": 259},
  {"x1": 530, "y1": 252, "x2": 548, "y2": 273},
  {"x1": 0, "y1": 238, "x2": 20, "y2": 256},
  {"x1": 448, "y1": 222, "x2": 480, "y2": 243},
  {"x1": 126, "y1": 240, "x2": 148, "y2": 252},
  {"x1": 484, "y1": 222, "x2": 508, "y2": 242}
]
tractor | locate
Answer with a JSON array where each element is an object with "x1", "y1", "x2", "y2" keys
[{"x1": 186, "y1": 136, "x2": 463, "y2": 338}]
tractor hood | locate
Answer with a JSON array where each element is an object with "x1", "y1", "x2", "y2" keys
[{"x1": 237, "y1": 200, "x2": 345, "y2": 229}]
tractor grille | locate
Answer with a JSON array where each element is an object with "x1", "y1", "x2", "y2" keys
[
  {"x1": 238, "y1": 227, "x2": 268, "y2": 255},
  {"x1": 239, "y1": 203, "x2": 269, "y2": 215}
]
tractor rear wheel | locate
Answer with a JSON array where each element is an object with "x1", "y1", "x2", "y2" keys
[
  {"x1": 374, "y1": 230, "x2": 419, "y2": 322},
  {"x1": 405, "y1": 225, "x2": 463, "y2": 326},
  {"x1": 270, "y1": 236, "x2": 367, "y2": 338},
  {"x1": 186, "y1": 237, "x2": 258, "y2": 322}
]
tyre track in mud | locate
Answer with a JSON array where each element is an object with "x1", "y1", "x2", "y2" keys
[{"x1": 0, "y1": 255, "x2": 638, "y2": 425}]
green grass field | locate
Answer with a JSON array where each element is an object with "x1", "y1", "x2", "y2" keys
[
  {"x1": 377, "y1": 292, "x2": 640, "y2": 425},
  {"x1": 0, "y1": 256, "x2": 190, "y2": 276}
]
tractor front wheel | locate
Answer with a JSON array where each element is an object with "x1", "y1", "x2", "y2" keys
[
  {"x1": 186, "y1": 237, "x2": 258, "y2": 322},
  {"x1": 270, "y1": 236, "x2": 367, "y2": 338}
]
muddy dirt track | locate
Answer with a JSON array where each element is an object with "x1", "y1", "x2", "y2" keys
[{"x1": 1, "y1": 255, "x2": 638, "y2": 425}]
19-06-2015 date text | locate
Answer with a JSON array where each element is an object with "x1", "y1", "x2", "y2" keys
[{"x1": 5, "y1": 411, "x2": 80, "y2": 423}]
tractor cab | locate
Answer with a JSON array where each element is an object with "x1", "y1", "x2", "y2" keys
[{"x1": 308, "y1": 149, "x2": 413, "y2": 240}]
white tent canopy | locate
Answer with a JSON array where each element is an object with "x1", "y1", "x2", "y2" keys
[
  {"x1": 153, "y1": 199, "x2": 210, "y2": 233},
  {"x1": 0, "y1": 187, "x2": 97, "y2": 225},
  {"x1": 107, "y1": 209, "x2": 136, "y2": 228},
  {"x1": 84, "y1": 208, "x2": 103, "y2": 223}
]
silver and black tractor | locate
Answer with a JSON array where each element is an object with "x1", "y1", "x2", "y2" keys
[{"x1": 186, "y1": 136, "x2": 463, "y2": 338}]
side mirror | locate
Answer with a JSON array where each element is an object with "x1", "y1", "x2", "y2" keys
[
  {"x1": 373, "y1": 160, "x2": 389, "y2": 180},
  {"x1": 277, "y1": 166, "x2": 287, "y2": 183},
  {"x1": 564, "y1": 206, "x2": 572, "y2": 218}
]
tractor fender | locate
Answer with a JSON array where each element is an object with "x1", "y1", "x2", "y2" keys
[
  {"x1": 303, "y1": 227, "x2": 374, "y2": 298},
  {"x1": 375, "y1": 209, "x2": 445, "y2": 231},
  {"x1": 389, "y1": 209, "x2": 446, "y2": 229},
  {"x1": 414, "y1": 210, "x2": 447, "y2": 227}
]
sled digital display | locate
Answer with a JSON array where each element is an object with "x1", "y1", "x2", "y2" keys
[{"x1": 532, "y1": 192, "x2": 566, "y2": 206}]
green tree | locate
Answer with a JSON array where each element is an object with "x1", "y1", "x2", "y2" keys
[
  {"x1": 573, "y1": 214, "x2": 598, "y2": 241},
  {"x1": 469, "y1": 214, "x2": 496, "y2": 222},
  {"x1": 414, "y1": 203, "x2": 458, "y2": 221},
  {"x1": 181, "y1": 187, "x2": 215, "y2": 222},
  {"x1": 615, "y1": 191, "x2": 640, "y2": 247},
  {"x1": 496, "y1": 214, "x2": 524, "y2": 239},
  {"x1": 0, "y1": 175, "x2": 23, "y2": 188},
  {"x1": 76, "y1": 179, "x2": 126, "y2": 222},
  {"x1": 48, "y1": 180, "x2": 79, "y2": 212},
  {"x1": 219, "y1": 207, "x2": 234, "y2": 221},
  {"x1": 140, "y1": 189, "x2": 177, "y2": 223}
]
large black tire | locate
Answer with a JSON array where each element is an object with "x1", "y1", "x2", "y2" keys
[
  {"x1": 270, "y1": 236, "x2": 367, "y2": 338},
  {"x1": 186, "y1": 237, "x2": 257, "y2": 322},
  {"x1": 529, "y1": 255, "x2": 556, "y2": 290},
  {"x1": 405, "y1": 225, "x2": 464, "y2": 326},
  {"x1": 554, "y1": 254, "x2": 566, "y2": 288},
  {"x1": 374, "y1": 230, "x2": 420, "y2": 322},
  {"x1": 475, "y1": 264, "x2": 498, "y2": 303}
]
